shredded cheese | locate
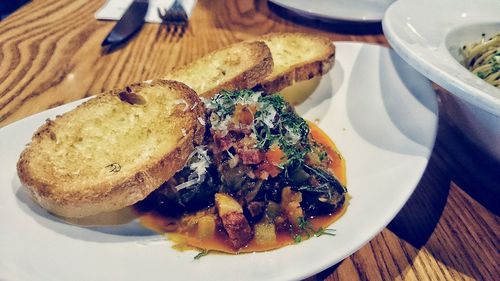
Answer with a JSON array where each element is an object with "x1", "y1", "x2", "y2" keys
[
  {"x1": 259, "y1": 104, "x2": 277, "y2": 129},
  {"x1": 174, "y1": 146, "x2": 211, "y2": 191},
  {"x1": 285, "y1": 125, "x2": 301, "y2": 144},
  {"x1": 239, "y1": 91, "x2": 261, "y2": 105},
  {"x1": 200, "y1": 97, "x2": 213, "y2": 108},
  {"x1": 211, "y1": 115, "x2": 231, "y2": 136}
]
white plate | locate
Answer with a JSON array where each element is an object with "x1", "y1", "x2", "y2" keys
[
  {"x1": 0, "y1": 43, "x2": 437, "y2": 281},
  {"x1": 269, "y1": 0, "x2": 396, "y2": 23},
  {"x1": 383, "y1": 0, "x2": 500, "y2": 160}
]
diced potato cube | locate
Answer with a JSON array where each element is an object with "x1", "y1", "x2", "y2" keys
[
  {"x1": 179, "y1": 208, "x2": 216, "y2": 233},
  {"x1": 281, "y1": 187, "x2": 304, "y2": 228},
  {"x1": 254, "y1": 222, "x2": 276, "y2": 245},
  {"x1": 215, "y1": 193, "x2": 243, "y2": 216},
  {"x1": 197, "y1": 215, "x2": 216, "y2": 240}
]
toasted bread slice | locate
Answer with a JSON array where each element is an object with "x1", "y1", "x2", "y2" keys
[
  {"x1": 163, "y1": 41, "x2": 273, "y2": 98},
  {"x1": 254, "y1": 33, "x2": 335, "y2": 93},
  {"x1": 17, "y1": 80, "x2": 205, "y2": 218}
]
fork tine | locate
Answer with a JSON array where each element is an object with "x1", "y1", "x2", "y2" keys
[
  {"x1": 158, "y1": 8, "x2": 171, "y2": 32},
  {"x1": 158, "y1": 0, "x2": 189, "y2": 34}
]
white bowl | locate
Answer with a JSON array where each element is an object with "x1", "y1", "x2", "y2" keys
[{"x1": 383, "y1": 0, "x2": 500, "y2": 160}]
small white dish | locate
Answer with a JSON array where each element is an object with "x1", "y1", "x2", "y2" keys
[
  {"x1": 0, "y1": 42, "x2": 437, "y2": 281},
  {"x1": 269, "y1": 0, "x2": 395, "y2": 23},
  {"x1": 383, "y1": 0, "x2": 500, "y2": 160}
]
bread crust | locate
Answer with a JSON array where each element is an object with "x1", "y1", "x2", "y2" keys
[
  {"x1": 255, "y1": 32, "x2": 336, "y2": 93},
  {"x1": 17, "y1": 80, "x2": 205, "y2": 218}
]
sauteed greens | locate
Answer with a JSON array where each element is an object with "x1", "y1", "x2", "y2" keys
[{"x1": 137, "y1": 90, "x2": 347, "y2": 252}]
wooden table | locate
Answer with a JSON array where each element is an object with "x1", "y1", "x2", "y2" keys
[{"x1": 1, "y1": 1, "x2": 498, "y2": 280}]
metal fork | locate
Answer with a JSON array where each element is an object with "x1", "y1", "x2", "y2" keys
[{"x1": 157, "y1": 0, "x2": 188, "y2": 33}]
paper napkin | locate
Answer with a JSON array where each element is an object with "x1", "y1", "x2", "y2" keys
[{"x1": 95, "y1": 0, "x2": 197, "y2": 23}]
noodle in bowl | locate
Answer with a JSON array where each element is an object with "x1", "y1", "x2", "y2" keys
[{"x1": 460, "y1": 33, "x2": 499, "y2": 88}]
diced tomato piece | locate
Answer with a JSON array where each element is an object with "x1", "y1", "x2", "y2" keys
[
  {"x1": 238, "y1": 149, "x2": 265, "y2": 164},
  {"x1": 265, "y1": 143, "x2": 286, "y2": 166}
]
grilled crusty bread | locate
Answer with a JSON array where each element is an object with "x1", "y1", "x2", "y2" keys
[
  {"x1": 163, "y1": 41, "x2": 273, "y2": 98},
  {"x1": 17, "y1": 80, "x2": 205, "y2": 218},
  {"x1": 255, "y1": 33, "x2": 336, "y2": 93},
  {"x1": 162, "y1": 34, "x2": 334, "y2": 97}
]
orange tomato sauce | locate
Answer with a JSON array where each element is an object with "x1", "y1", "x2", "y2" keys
[
  {"x1": 307, "y1": 121, "x2": 346, "y2": 186},
  {"x1": 136, "y1": 122, "x2": 347, "y2": 254}
]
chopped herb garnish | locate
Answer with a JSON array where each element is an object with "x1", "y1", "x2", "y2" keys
[
  {"x1": 477, "y1": 71, "x2": 487, "y2": 79},
  {"x1": 194, "y1": 249, "x2": 210, "y2": 260},
  {"x1": 294, "y1": 235, "x2": 302, "y2": 244},
  {"x1": 294, "y1": 216, "x2": 336, "y2": 242},
  {"x1": 298, "y1": 217, "x2": 309, "y2": 229},
  {"x1": 207, "y1": 89, "x2": 260, "y2": 117},
  {"x1": 209, "y1": 90, "x2": 312, "y2": 169},
  {"x1": 254, "y1": 94, "x2": 311, "y2": 168},
  {"x1": 314, "y1": 227, "x2": 336, "y2": 237}
]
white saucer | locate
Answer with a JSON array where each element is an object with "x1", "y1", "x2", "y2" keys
[{"x1": 270, "y1": 0, "x2": 396, "y2": 23}]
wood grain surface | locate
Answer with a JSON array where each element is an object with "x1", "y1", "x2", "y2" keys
[{"x1": 0, "y1": 0, "x2": 498, "y2": 280}]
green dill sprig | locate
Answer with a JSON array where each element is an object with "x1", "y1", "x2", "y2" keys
[
  {"x1": 315, "y1": 227, "x2": 336, "y2": 237},
  {"x1": 294, "y1": 234, "x2": 302, "y2": 244},
  {"x1": 194, "y1": 249, "x2": 210, "y2": 260},
  {"x1": 298, "y1": 217, "x2": 313, "y2": 238},
  {"x1": 292, "y1": 217, "x2": 336, "y2": 244}
]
